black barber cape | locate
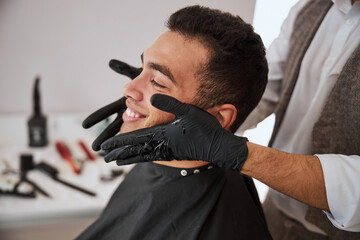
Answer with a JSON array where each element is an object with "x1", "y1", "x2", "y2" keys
[{"x1": 76, "y1": 162, "x2": 272, "y2": 240}]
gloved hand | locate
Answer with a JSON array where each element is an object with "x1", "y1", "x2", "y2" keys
[
  {"x1": 82, "y1": 59, "x2": 142, "y2": 151},
  {"x1": 101, "y1": 94, "x2": 249, "y2": 171}
]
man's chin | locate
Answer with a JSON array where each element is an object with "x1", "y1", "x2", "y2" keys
[
  {"x1": 120, "y1": 120, "x2": 150, "y2": 134},
  {"x1": 119, "y1": 124, "x2": 138, "y2": 134}
]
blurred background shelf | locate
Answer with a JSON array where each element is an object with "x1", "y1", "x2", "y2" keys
[{"x1": 0, "y1": 113, "x2": 132, "y2": 239}]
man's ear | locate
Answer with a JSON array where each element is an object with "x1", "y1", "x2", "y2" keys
[{"x1": 207, "y1": 104, "x2": 237, "y2": 130}]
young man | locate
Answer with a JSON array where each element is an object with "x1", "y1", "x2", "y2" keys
[
  {"x1": 101, "y1": 1, "x2": 360, "y2": 239},
  {"x1": 78, "y1": 5, "x2": 271, "y2": 240}
]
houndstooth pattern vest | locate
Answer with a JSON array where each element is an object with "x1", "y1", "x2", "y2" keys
[{"x1": 268, "y1": 0, "x2": 360, "y2": 239}]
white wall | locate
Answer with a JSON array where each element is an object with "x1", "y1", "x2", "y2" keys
[
  {"x1": 0, "y1": 0, "x2": 255, "y2": 114},
  {"x1": 253, "y1": 0, "x2": 299, "y2": 48}
]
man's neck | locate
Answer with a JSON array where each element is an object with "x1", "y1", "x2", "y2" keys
[{"x1": 153, "y1": 160, "x2": 209, "y2": 168}]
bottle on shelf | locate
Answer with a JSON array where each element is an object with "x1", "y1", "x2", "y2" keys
[{"x1": 28, "y1": 77, "x2": 48, "y2": 147}]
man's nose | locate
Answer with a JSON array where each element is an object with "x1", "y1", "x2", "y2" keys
[{"x1": 122, "y1": 76, "x2": 144, "y2": 101}]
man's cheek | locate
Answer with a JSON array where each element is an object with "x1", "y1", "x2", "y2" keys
[{"x1": 144, "y1": 111, "x2": 175, "y2": 128}]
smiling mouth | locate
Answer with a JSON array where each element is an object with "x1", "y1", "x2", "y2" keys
[{"x1": 122, "y1": 107, "x2": 146, "y2": 122}]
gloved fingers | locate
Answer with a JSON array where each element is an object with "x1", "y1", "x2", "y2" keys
[
  {"x1": 109, "y1": 59, "x2": 142, "y2": 80},
  {"x1": 101, "y1": 130, "x2": 154, "y2": 151},
  {"x1": 115, "y1": 155, "x2": 147, "y2": 166},
  {"x1": 104, "y1": 145, "x2": 133, "y2": 163},
  {"x1": 91, "y1": 115, "x2": 124, "y2": 151},
  {"x1": 151, "y1": 94, "x2": 214, "y2": 124},
  {"x1": 82, "y1": 97, "x2": 127, "y2": 129},
  {"x1": 150, "y1": 94, "x2": 192, "y2": 117},
  {"x1": 104, "y1": 145, "x2": 139, "y2": 163}
]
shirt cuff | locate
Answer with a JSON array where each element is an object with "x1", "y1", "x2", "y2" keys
[{"x1": 316, "y1": 154, "x2": 360, "y2": 231}]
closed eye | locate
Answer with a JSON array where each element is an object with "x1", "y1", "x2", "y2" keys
[{"x1": 151, "y1": 79, "x2": 166, "y2": 89}]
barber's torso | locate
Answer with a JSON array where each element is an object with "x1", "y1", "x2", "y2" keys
[{"x1": 268, "y1": 0, "x2": 360, "y2": 236}]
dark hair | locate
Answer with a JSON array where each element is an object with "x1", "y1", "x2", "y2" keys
[{"x1": 167, "y1": 5, "x2": 268, "y2": 132}]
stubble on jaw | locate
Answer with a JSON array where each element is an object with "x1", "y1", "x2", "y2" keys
[{"x1": 143, "y1": 110, "x2": 176, "y2": 129}]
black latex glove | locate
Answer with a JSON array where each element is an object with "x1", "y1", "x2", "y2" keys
[
  {"x1": 82, "y1": 59, "x2": 142, "y2": 151},
  {"x1": 101, "y1": 94, "x2": 249, "y2": 171}
]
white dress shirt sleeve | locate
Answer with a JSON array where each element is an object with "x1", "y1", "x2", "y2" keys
[{"x1": 317, "y1": 154, "x2": 360, "y2": 231}]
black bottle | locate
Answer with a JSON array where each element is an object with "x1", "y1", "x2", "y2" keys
[{"x1": 28, "y1": 77, "x2": 48, "y2": 147}]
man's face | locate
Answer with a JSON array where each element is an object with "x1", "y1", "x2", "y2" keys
[{"x1": 120, "y1": 31, "x2": 209, "y2": 133}]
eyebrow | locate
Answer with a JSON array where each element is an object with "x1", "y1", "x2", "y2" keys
[{"x1": 141, "y1": 53, "x2": 177, "y2": 86}]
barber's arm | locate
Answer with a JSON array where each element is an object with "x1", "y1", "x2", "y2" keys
[
  {"x1": 241, "y1": 147, "x2": 360, "y2": 230},
  {"x1": 243, "y1": 142, "x2": 328, "y2": 211}
]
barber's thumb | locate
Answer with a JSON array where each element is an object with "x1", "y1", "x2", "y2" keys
[{"x1": 150, "y1": 94, "x2": 190, "y2": 116}]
